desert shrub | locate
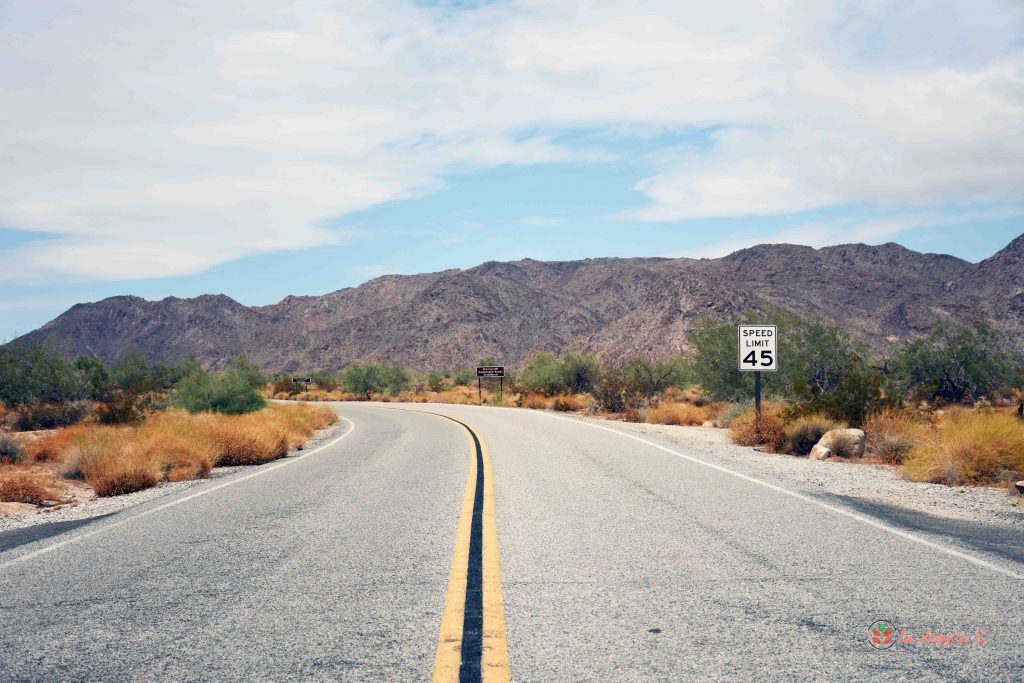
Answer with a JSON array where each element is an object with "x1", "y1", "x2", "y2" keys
[
  {"x1": 624, "y1": 356, "x2": 689, "y2": 399},
  {"x1": 719, "y1": 401, "x2": 753, "y2": 428},
  {"x1": 551, "y1": 394, "x2": 587, "y2": 412},
  {"x1": 97, "y1": 390, "x2": 153, "y2": 425},
  {"x1": 863, "y1": 409, "x2": 927, "y2": 464},
  {"x1": 688, "y1": 309, "x2": 884, "y2": 423},
  {"x1": 338, "y1": 363, "x2": 410, "y2": 399},
  {"x1": 171, "y1": 356, "x2": 266, "y2": 415},
  {"x1": 0, "y1": 467, "x2": 63, "y2": 504},
  {"x1": 137, "y1": 411, "x2": 219, "y2": 481},
  {"x1": 14, "y1": 401, "x2": 90, "y2": 431},
  {"x1": 0, "y1": 434, "x2": 24, "y2": 464},
  {"x1": 520, "y1": 393, "x2": 549, "y2": 410},
  {"x1": 622, "y1": 406, "x2": 646, "y2": 423},
  {"x1": 902, "y1": 412, "x2": 1024, "y2": 485},
  {"x1": 208, "y1": 413, "x2": 290, "y2": 465},
  {"x1": 728, "y1": 402, "x2": 786, "y2": 449},
  {"x1": 647, "y1": 402, "x2": 707, "y2": 426},
  {"x1": 887, "y1": 321, "x2": 1019, "y2": 404},
  {"x1": 779, "y1": 415, "x2": 844, "y2": 456}
]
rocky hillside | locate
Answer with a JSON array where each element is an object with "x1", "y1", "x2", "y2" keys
[{"x1": 13, "y1": 236, "x2": 1024, "y2": 372}]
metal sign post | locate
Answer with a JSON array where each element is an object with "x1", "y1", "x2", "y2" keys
[
  {"x1": 476, "y1": 366, "x2": 505, "y2": 405},
  {"x1": 292, "y1": 377, "x2": 311, "y2": 392},
  {"x1": 738, "y1": 326, "x2": 778, "y2": 440}
]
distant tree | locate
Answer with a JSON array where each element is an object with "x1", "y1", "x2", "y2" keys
[
  {"x1": 623, "y1": 356, "x2": 686, "y2": 399},
  {"x1": 109, "y1": 350, "x2": 157, "y2": 394},
  {"x1": 310, "y1": 369, "x2": 340, "y2": 392},
  {"x1": 518, "y1": 353, "x2": 563, "y2": 395},
  {"x1": 887, "y1": 321, "x2": 1018, "y2": 403},
  {"x1": 171, "y1": 355, "x2": 266, "y2": 414},
  {"x1": 557, "y1": 351, "x2": 600, "y2": 394},
  {"x1": 426, "y1": 370, "x2": 446, "y2": 392},
  {"x1": 74, "y1": 356, "x2": 110, "y2": 400}
]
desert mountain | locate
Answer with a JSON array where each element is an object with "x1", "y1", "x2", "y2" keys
[{"x1": 13, "y1": 237, "x2": 1024, "y2": 372}]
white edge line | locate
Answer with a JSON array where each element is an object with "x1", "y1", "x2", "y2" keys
[
  {"x1": 531, "y1": 410, "x2": 1022, "y2": 581},
  {"x1": 0, "y1": 416, "x2": 356, "y2": 572}
]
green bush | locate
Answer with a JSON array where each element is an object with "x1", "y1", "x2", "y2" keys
[
  {"x1": 171, "y1": 356, "x2": 266, "y2": 415},
  {"x1": 338, "y1": 362, "x2": 410, "y2": 399},
  {"x1": 688, "y1": 308, "x2": 884, "y2": 425},
  {"x1": 0, "y1": 434, "x2": 23, "y2": 464},
  {"x1": 886, "y1": 321, "x2": 1019, "y2": 403}
]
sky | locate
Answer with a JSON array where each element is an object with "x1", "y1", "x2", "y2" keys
[{"x1": 1, "y1": 0, "x2": 1023, "y2": 340}]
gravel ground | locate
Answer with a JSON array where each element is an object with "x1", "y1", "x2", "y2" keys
[
  {"x1": 572, "y1": 416, "x2": 1024, "y2": 531},
  {"x1": 0, "y1": 423, "x2": 341, "y2": 534}
]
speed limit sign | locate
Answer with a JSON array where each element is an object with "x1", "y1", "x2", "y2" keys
[{"x1": 738, "y1": 325, "x2": 778, "y2": 372}]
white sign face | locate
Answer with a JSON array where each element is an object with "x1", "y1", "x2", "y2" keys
[{"x1": 738, "y1": 325, "x2": 778, "y2": 372}]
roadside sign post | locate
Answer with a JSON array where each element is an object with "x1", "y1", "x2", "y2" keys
[
  {"x1": 292, "y1": 376, "x2": 311, "y2": 392},
  {"x1": 476, "y1": 366, "x2": 505, "y2": 404},
  {"x1": 738, "y1": 325, "x2": 778, "y2": 441}
]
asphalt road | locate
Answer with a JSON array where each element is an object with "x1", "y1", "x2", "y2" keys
[{"x1": 1, "y1": 402, "x2": 1021, "y2": 682}]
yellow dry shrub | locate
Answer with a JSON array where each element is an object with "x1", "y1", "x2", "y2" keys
[
  {"x1": 0, "y1": 466, "x2": 64, "y2": 504},
  {"x1": 647, "y1": 402, "x2": 708, "y2": 426},
  {"x1": 903, "y1": 412, "x2": 1024, "y2": 485},
  {"x1": 521, "y1": 393, "x2": 550, "y2": 410},
  {"x1": 551, "y1": 394, "x2": 588, "y2": 412},
  {"x1": 728, "y1": 402, "x2": 786, "y2": 449},
  {"x1": 136, "y1": 411, "x2": 219, "y2": 481},
  {"x1": 863, "y1": 408, "x2": 928, "y2": 464}
]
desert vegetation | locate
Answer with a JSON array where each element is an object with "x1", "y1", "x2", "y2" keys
[
  {"x1": 0, "y1": 347, "x2": 340, "y2": 509},
  {"x1": 269, "y1": 310, "x2": 1023, "y2": 488}
]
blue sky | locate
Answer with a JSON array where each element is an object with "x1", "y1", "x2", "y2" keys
[{"x1": 1, "y1": 1, "x2": 1023, "y2": 340}]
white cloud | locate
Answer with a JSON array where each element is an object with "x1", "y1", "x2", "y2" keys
[{"x1": 1, "y1": 0, "x2": 1022, "y2": 281}]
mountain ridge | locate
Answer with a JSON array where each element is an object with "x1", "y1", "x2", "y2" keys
[{"x1": 14, "y1": 237, "x2": 1024, "y2": 371}]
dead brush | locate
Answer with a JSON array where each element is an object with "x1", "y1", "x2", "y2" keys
[
  {"x1": 863, "y1": 408, "x2": 927, "y2": 464},
  {"x1": 0, "y1": 466, "x2": 64, "y2": 504},
  {"x1": 551, "y1": 394, "x2": 588, "y2": 412},
  {"x1": 646, "y1": 402, "x2": 707, "y2": 426},
  {"x1": 903, "y1": 412, "x2": 1024, "y2": 486},
  {"x1": 728, "y1": 402, "x2": 786, "y2": 449},
  {"x1": 208, "y1": 413, "x2": 290, "y2": 466},
  {"x1": 520, "y1": 393, "x2": 550, "y2": 410}
]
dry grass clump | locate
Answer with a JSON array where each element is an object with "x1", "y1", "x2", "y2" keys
[
  {"x1": 902, "y1": 412, "x2": 1024, "y2": 486},
  {"x1": 551, "y1": 394, "x2": 589, "y2": 412},
  {"x1": 779, "y1": 414, "x2": 845, "y2": 456},
  {"x1": 728, "y1": 402, "x2": 786, "y2": 448},
  {"x1": 647, "y1": 402, "x2": 707, "y2": 426},
  {"x1": 14, "y1": 404, "x2": 338, "y2": 497},
  {"x1": 0, "y1": 466, "x2": 63, "y2": 504},
  {"x1": 521, "y1": 393, "x2": 550, "y2": 410},
  {"x1": 431, "y1": 387, "x2": 478, "y2": 405},
  {"x1": 863, "y1": 408, "x2": 928, "y2": 464}
]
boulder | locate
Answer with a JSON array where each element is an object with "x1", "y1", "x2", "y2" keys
[
  {"x1": 1015, "y1": 481, "x2": 1024, "y2": 496},
  {"x1": 816, "y1": 428, "x2": 866, "y2": 458},
  {"x1": 808, "y1": 445, "x2": 832, "y2": 460}
]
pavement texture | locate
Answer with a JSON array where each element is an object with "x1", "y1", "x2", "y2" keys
[{"x1": 1, "y1": 402, "x2": 1022, "y2": 682}]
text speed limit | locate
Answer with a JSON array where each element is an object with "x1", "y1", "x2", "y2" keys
[{"x1": 738, "y1": 325, "x2": 778, "y2": 372}]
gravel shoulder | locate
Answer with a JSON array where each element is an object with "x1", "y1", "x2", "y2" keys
[
  {"x1": 0, "y1": 422, "x2": 342, "y2": 538},
  {"x1": 567, "y1": 415, "x2": 1024, "y2": 564}
]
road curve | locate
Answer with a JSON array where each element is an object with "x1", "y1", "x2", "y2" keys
[{"x1": 0, "y1": 402, "x2": 1021, "y2": 682}]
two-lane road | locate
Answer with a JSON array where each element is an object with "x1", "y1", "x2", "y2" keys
[{"x1": 1, "y1": 403, "x2": 1021, "y2": 681}]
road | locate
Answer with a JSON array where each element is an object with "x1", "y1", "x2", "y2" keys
[{"x1": 1, "y1": 402, "x2": 1021, "y2": 682}]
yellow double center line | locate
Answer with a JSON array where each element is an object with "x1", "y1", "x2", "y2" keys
[{"x1": 417, "y1": 411, "x2": 509, "y2": 683}]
